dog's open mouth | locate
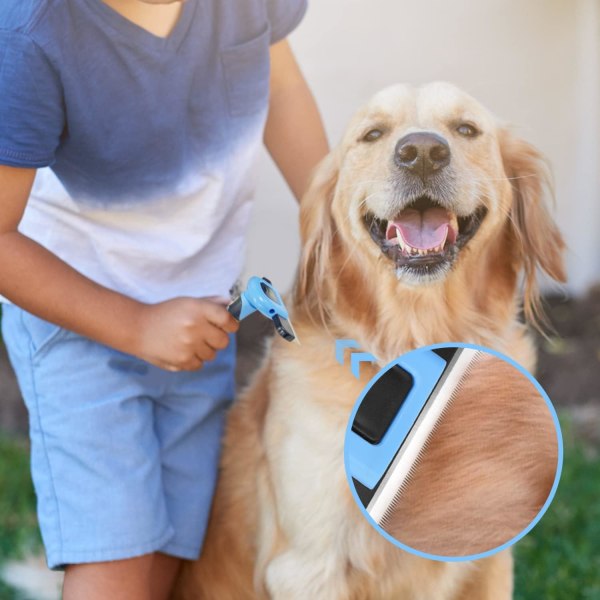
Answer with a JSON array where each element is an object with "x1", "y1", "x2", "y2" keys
[{"x1": 366, "y1": 196, "x2": 487, "y2": 277}]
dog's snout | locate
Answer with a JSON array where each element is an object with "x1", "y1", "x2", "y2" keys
[{"x1": 394, "y1": 132, "x2": 450, "y2": 179}]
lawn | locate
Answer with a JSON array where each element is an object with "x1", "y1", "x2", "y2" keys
[
  {"x1": 0, "y1": 416, "x2": 598, "y2": 599},
  {"x1": 0, "y1": 437, "x2": 40, "y2": 564},
  {"x1": 513, "y1": 420, "x2": 600, "y2": 599},
  {"x1": 0, "y1": 435, "x2": 42, "y2": 600}
]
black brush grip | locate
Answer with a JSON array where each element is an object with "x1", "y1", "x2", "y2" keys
[{"x1": 351, "y1": 365, "x2": 414, "y2": 445}]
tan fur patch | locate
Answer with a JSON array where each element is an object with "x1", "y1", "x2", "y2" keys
[{"x1": 384, "y1": 354, "x2": 558, "y2": 556}]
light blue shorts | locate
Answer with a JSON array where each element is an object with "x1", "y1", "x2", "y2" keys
[{"x1": 1, "y1": 304, "x2": 236, "y2": 569}]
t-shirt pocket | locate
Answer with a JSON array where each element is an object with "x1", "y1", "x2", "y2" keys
[{"x1": 220, "y1": 24, "x2": 271, "y2": 118}]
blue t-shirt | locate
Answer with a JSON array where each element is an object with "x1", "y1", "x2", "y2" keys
[{"x1": 0, "y1": 0, "x2": 307, "y2": 301}]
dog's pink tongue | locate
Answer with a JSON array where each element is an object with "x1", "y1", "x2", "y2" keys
[{"x1": 388, "y1": 207, "x2": 451, "y2": 250}]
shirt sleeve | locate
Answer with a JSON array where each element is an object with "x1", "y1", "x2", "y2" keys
[
  {"x1": 266, "y1": 0, "x2": 308, "y2": 44},
  {"x1": 0, "y1": 31, "x2": 65, "y2": 168}
]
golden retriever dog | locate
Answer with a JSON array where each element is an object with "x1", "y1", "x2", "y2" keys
[{"x1": 172, "y1": 82, "x2": 565, "y2": 600}]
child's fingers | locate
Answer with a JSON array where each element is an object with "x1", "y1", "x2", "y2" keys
[
  {"x1": 221, "y1": 315, "x2": 240, "y2": 334},
  {"x1": 193, "y1": 342, "x2": 218, "y2": 363},
  {"x1": 204, "y1": 301, "x2": 240, "y2": 333},
  {"x1": 204, "y1": 327, "x2": 231, "y2": 352}
]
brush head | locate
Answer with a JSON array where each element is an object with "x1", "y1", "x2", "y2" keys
[
  {"x1": 227, "y1": 276, "x2": 300, "y2": 343},
  {"x1": 367, "y1": 348, "x2": 484, "y2": 527},
  {"x1": 271, "y1": 313, "x2": 299, "y2": 343}
]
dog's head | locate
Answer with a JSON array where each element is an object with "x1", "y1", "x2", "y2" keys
[{"x1": 295, "y1": 83, "x2": 565, "y2": 341}]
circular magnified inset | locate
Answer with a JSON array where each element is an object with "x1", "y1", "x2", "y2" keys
[{"x1": 344, "y1": 343, "x2": 562, "y2": 560}]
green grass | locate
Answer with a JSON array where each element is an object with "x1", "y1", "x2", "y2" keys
[
  {"x1": 0, "y1": 435, "x2": 42, "y2": 600},
  {"x1": 0, "y1": 417, "x2": 598, "y2": 599},
  {"x1": 514, "y1": 421, "x2": 600, "y2": 599},
  {"x1": 0, "y1": 436, "x2": 40, "y2": 563},
  {"x1": 0, "y1": 580, "x2": 23, "y2": 600}
]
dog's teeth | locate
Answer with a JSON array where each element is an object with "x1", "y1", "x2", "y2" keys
[
  {"x1": 397, "y1": 234, "x2": 412, "y2": 257},
  {"x1": 396, "y1": 231, "x2": 406, "y2": 251}
]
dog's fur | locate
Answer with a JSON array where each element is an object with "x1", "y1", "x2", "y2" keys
[
  {"x1": 383, "y1": 352, "x2": 559, "y2": 557},
  {"x1": 172, "y1": 83, "x2": 565, "y2": 600}
]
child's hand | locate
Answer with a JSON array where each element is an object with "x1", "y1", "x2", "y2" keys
[{"x1": 135, "y1": 297, "x2": 239, "y2": 371}]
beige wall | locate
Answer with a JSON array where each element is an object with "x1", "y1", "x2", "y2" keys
[{"x1": 245, "y1": 0, "x2": 600, "y2": 295}]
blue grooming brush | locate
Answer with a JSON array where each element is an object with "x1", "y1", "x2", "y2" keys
[
  {"x1": 346, "y1": 348, "x2": 482, "y2": 526},
  {"x1": 227, "y1": 276, "x2": 298, "y2": 343}
]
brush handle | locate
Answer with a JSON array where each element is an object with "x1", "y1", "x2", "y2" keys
[{"x1": 346, "y1": 351, "x2": 447, "y2": 491}]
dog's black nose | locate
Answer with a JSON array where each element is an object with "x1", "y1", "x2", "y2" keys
[{"x1": 394, "y1": 132, "x2": 450, "y2": 179}]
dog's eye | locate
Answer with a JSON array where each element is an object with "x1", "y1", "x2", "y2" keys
[
  {"x1": 361, "y1": 129, "x2": 384, "y2": 143},
  {"x1": 456, "y1": 123, "x2": 480, "y2": 138}
]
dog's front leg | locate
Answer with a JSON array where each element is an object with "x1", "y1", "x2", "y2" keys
[{"x1": 257, "y1": 391, "x2": 358, "y2": 600}]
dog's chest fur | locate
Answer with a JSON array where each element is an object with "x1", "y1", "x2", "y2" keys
[{"x1": 256, "y1": 334, "x2": 497, "y2": 600}]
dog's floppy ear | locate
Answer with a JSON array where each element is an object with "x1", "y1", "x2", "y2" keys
[
  {"x1": 293, "y1": 150, "x2": 340, "y2": 323},
  {"x1": 499, "y1": 129, "x2": 566, "y2": 327}
]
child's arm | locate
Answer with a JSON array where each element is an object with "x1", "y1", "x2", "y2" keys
[
  {"x1": 264, "y1": 40, "x2": 329, "y2": 202},
  {"x1": 0, "y1": 165, "x2": 238, "y2": 371}
]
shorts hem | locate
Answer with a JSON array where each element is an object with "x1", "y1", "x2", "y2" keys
[
  {"x1": 158, "y1": 540, "x2": 202, "y2": 561},
  {"x1": 47, "y1": 527, "x2": 175, "y2": 570}
]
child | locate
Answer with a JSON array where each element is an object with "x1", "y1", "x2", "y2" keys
[{"x1": 0, "y1": 0, "x2": 328, "y2": 598}]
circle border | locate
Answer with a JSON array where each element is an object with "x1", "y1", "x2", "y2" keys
[{"x1": 343, "y1": 342, "x2": 564, "y2": 562}]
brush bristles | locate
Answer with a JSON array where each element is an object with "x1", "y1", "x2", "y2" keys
[{"x1": 375, "y1": 351, "x2": 485, "y2": 531}]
